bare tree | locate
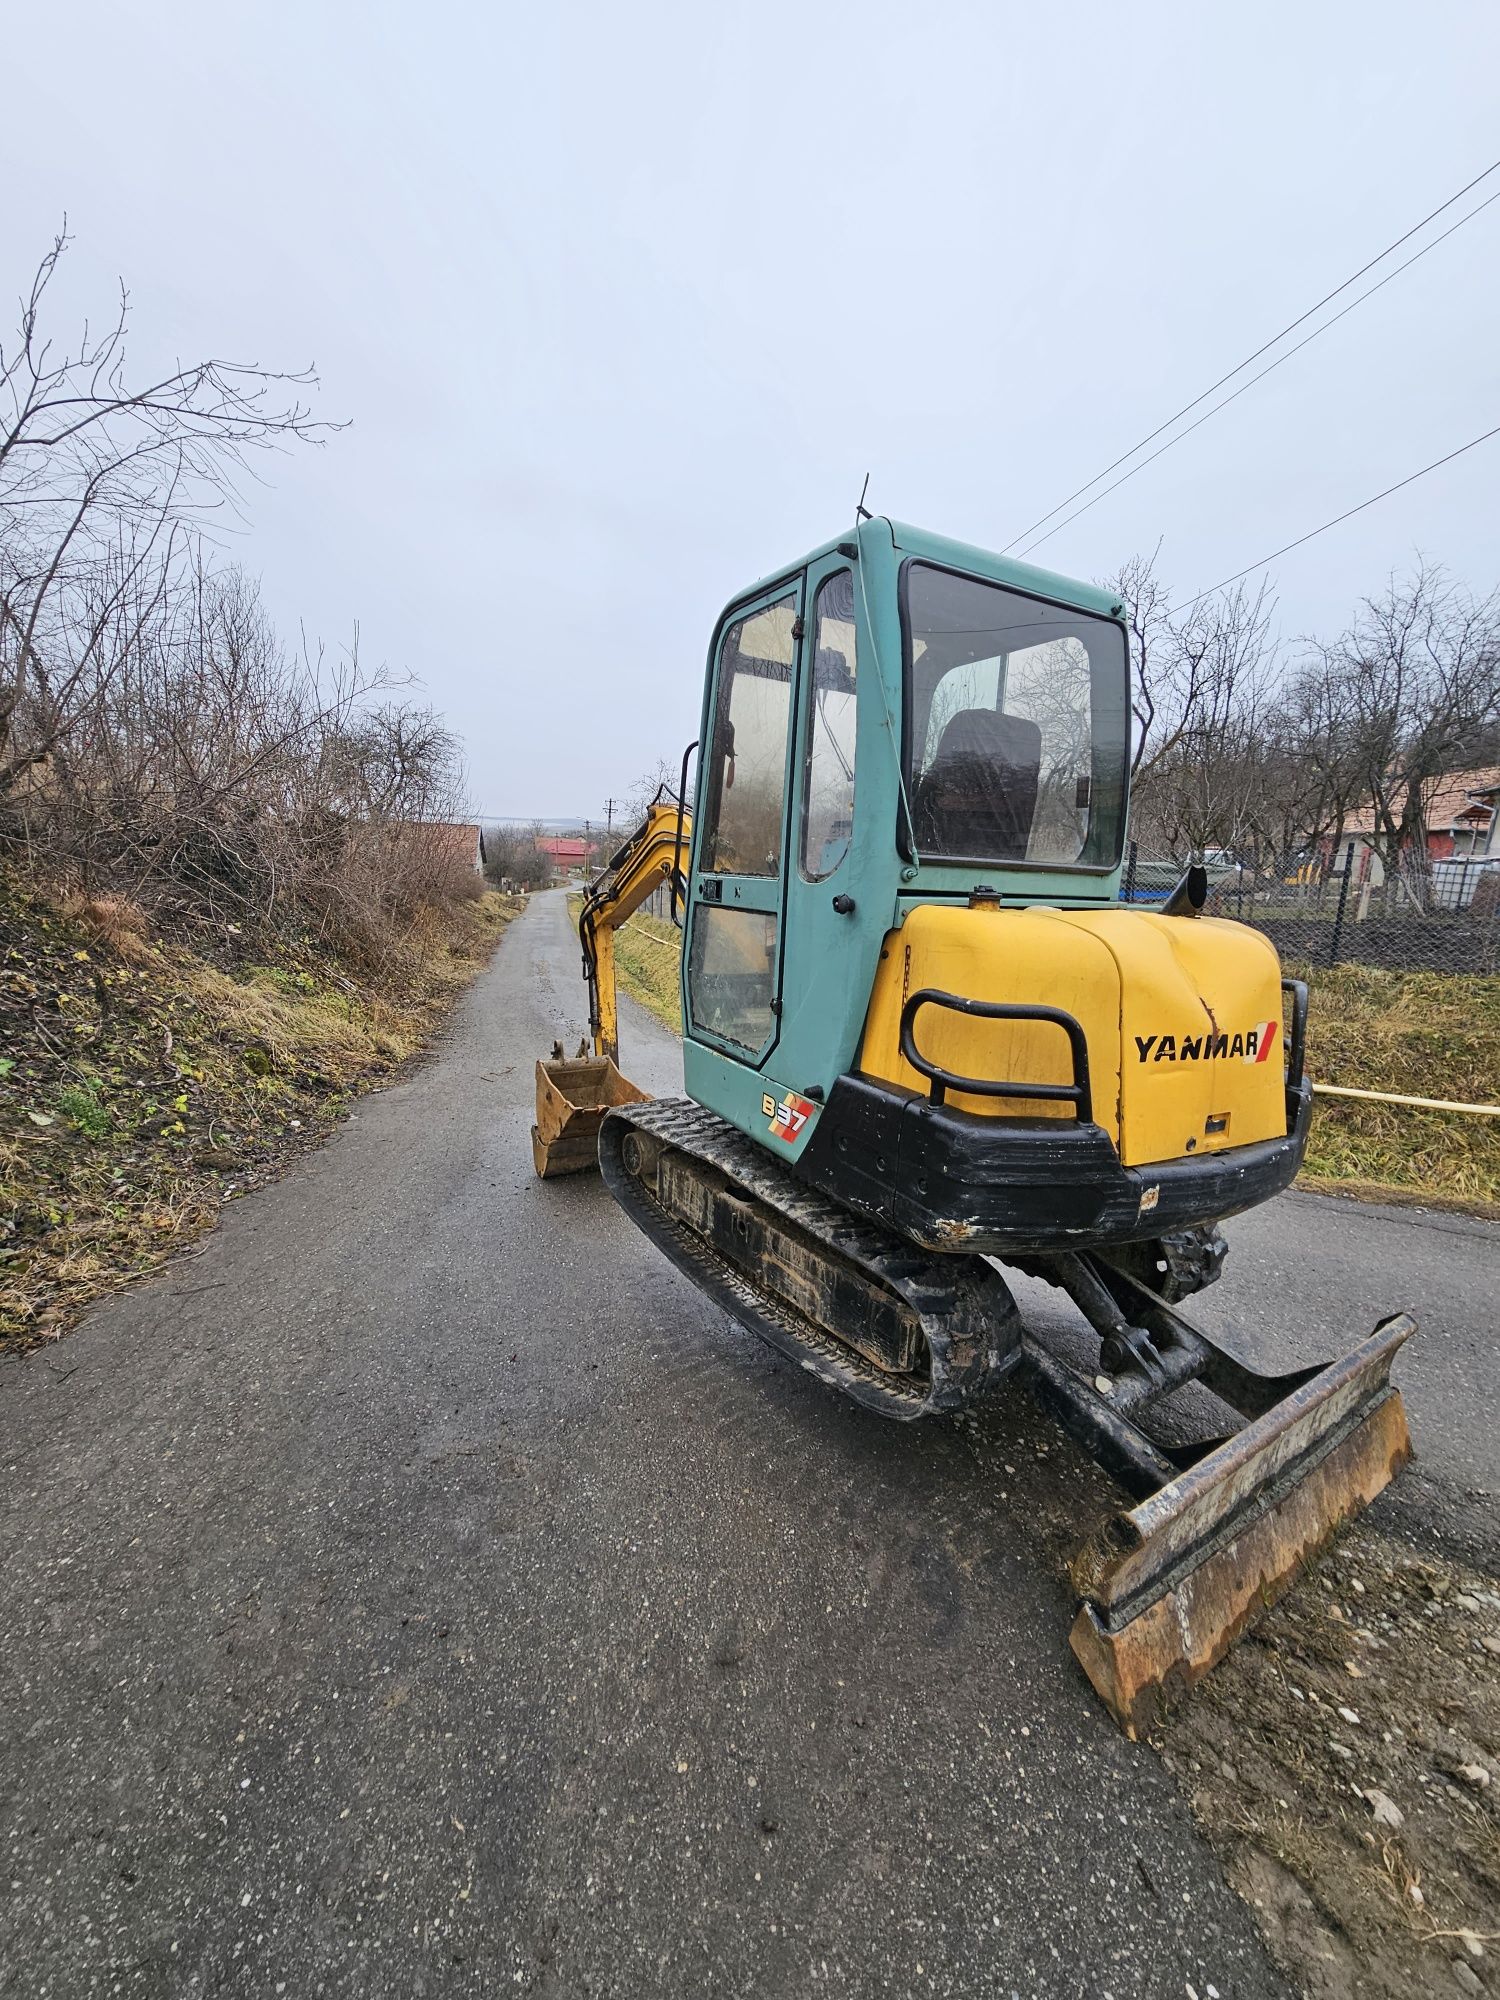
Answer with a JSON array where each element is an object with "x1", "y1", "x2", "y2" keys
[
  {"x1": 333, "y1": 700, "x2": 463, "y2": 821},
  {"x1": 1272, "y1": 643, "x2": 1370, "y2": 885},
  {"x1": 481, "y1": 823, "x2": 552, "y2": 890},
  {"x1": 1126, "y1": 577, "x2": 1281, "y2": 859},
  {"x1": 0, "y1": 227, "x2": 339, "y2": 796},
  {"x1": 1108, "y1": 540, "x2": 1500, "y2": 906},
  {"x1": 1301, "y1": 561, "x2": 1500, "y2": 903},
  {"x1": 0, "y1": 232, "x2": 486, "y2": 966},
  {"x1": 624, "y1": 757, "x2": 681, "y2": 825},
  {"x1": 1104, "y1": 541, "x2": 1172, "y2": 778}
]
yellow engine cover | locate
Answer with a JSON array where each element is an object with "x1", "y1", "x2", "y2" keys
[{"x1": 858, "y1": 904, "x2": 1289, "y2": 1169}]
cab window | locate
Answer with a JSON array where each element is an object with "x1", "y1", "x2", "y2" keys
[
  {"x1": 800, "y1": 569, "x2": 856, "y2": 880},
  {"x1": 686, "y1": 908, "x2": 778, "y2": 1054},
  {"x1": 701, "y1": 594, "x2": 797, "y2": 877},
  {"x1": 904, "y1": 564, "x2": 1128, "y2": 868}
]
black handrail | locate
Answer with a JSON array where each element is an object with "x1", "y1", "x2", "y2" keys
[
  {"x1": 670, "y1": 738, "x2": 698, "y2": 926},
  {"x1": 898, "y1": 989, "x2": 1094, "y2": 1122},
  {"x1": 1281, "y1": 977, "x2": 1308, "y2": 1099}
]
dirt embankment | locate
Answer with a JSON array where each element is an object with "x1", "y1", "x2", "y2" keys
[
  {"x1": 1159, "y1": 1520, "x2": 1500, "y2": 1999},
  {"x1": 1, "y1": 875, "x2": 523, "y2": 1347}
]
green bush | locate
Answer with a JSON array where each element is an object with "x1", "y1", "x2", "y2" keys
[{"x1": 56, "y1": 1081, "x2": 112, "y2": 1139}]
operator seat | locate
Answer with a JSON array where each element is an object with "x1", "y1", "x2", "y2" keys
[{"x1": 912, "y1": 708, "x2": 1042, "y2": 859}]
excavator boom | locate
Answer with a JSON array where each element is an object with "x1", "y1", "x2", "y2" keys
[{"x1": 578, "y1": 795, "x2": 690, "y2": 1065}]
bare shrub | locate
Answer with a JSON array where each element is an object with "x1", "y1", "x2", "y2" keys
[
  {"x1": 0, "y1": 230, "x2": 478, "y2": 965},
  {"x1": 481, "y1": 823, "x2": 553, "y2": 891}
]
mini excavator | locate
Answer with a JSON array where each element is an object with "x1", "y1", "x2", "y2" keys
[{"x1": 532, "y1": 517, "x2": 1414, "y2": 1735}]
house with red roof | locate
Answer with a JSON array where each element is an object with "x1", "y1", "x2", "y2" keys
[{"x1": 533, "y1": 834, "x2": 602, "y2": 874}]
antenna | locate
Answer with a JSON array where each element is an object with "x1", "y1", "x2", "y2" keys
[{"x1": 855, "y1": 472, "x2": 872, "y2": 522}]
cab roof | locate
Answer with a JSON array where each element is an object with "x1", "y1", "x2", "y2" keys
[{"x1": 731, "y1": 517, "x2": 1122, "y2": 622}]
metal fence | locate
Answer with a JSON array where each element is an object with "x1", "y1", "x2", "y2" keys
[
  {"x1": 1124, "y1": 842, "x2": 1500, "y2": 976},
  {"x1": 639, "y1": 882, "x2": 677, "y2": 923},
  {"x1": 632, "y1": 854, "x2": 1500, "y2": 976}
]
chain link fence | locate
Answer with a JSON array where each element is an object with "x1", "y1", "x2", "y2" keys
[
  {"x1": 1124, "y1": 842, "x2": 1500, "y2": 975},
  {"x1": 633, "y1": 854, "x2": 1500, "y2": 975}
]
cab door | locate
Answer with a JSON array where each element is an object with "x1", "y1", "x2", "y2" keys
[
  {"x1": 683, "y1": 577, "x2": 803, "y2": 1068},
  {"x1": 773, "y1": 553, "x2": 876, "y2": 1100}
]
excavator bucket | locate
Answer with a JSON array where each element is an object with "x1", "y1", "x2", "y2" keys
[
  {"x1": 532, "y1": 1053, "x2": 649, "y2": 1178},
  {"x1": 1052, "y1": 1311, "x2": 1415, "y2": 1737}
]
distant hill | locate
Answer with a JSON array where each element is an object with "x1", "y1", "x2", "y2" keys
[{"x1": 479, "y1": 815, "x2": 597, "y2": 833}]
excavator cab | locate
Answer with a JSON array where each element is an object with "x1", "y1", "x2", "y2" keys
[
  {"x1": 679, "y1": 522, "x2": 1131, "y2": 1156},
  {"x1": 538, "y1": 517, "x2": 1414, "y2": 1736}
]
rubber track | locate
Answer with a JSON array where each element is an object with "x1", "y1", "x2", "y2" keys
[{"x1": 599, "y1": 1098, "x2": 1021, "y2": 1421}]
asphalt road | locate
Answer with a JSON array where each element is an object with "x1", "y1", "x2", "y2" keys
[{"x1": 3, "y1": 888, "x2": 1495, "y2": 1998}]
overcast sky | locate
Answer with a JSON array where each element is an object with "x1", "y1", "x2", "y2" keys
[{"x1": 6, "y1": 1, "x2": 1497, "y2": 821}]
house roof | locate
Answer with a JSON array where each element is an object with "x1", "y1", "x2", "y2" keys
[
  {"x1": 1342, "y1": 765, "x2": 1500, "y2": 837},
  {"x1": 426, "y1": 820, "x2": 481, "y2": 848}
]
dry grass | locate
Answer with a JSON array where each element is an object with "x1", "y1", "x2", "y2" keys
[
  {"x1": 1297, "y1": 964, "x2": 1500, "y2": 1212},
  {"x1": 55, "y1": 888, "x2": 153, "y2": 960},
  {"x1": 567, "y1": 898, "x2": 684, "y2": 1034},
  {"x1": 0, "y1": 870, "x2": 523, "y2": 1348}
]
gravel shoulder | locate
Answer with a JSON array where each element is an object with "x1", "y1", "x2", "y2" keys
[{"x1": 1159, "y1": 1520, "x2": 1500, "y2": 2000}]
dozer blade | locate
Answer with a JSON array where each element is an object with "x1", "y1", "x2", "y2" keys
[
  {"x1": 1062, "y1": 1312, "x2": 1414, "y2": 1737},
  {"x1": 532, "y1": 1055, "x2": 649, "y2": 1178}
]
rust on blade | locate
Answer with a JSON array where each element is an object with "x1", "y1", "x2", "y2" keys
[
  {"x1": 1067, "y1": 1312, "x2": 1416, "y2": 1738},
  {"x1": 532, "y1": 1057, "x2": 649, "y2": 1177},
  {"x1": 1071, "y1": 1390, "x2": 1410, "y2": 1736}
]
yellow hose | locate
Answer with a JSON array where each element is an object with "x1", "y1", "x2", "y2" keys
[{"x1": 1313, "y1": 1083, "x2": 1500, "y2": 1118}]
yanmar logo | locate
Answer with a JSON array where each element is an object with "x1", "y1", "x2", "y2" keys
[{"x1": 1134, "y1": 1019, "x2": 1279, "y2": 1066}]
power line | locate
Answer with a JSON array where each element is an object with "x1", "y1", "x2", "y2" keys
[
  {"x1": 1002, "y1": 156, "x2": 1500, "y2": 554},
  {"x1": 473, "y1": 428, "x2": 1500, "y2": 810},
  {"x1": 1168, "y1": 422, "x2": 1500, "y2": 617},
  {"x1": 1016, "y1": 184, "x2": 1500, "y2": 560}
]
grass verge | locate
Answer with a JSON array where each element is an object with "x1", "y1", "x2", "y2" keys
[
  {"x1": 1295, "y1": 964, "x2": 1500, "y2": 1214},
  {"x1": 609, "y1": 910, "x2": 683, "y2": 1031},
  {"x1": 1, "y1": 872, "x2": 523, "y2": 1348},
  {"x1": 567, "y1": 897, "x2": 683, "y2": 1033}
]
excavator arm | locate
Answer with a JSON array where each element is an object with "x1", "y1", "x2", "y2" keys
[
  {"x1": 578, "y1": 795, "x2": 691, "y2": 1063},
  {"x1": 530, "y1": 793, "x2": 690, "y2": 1180}
]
